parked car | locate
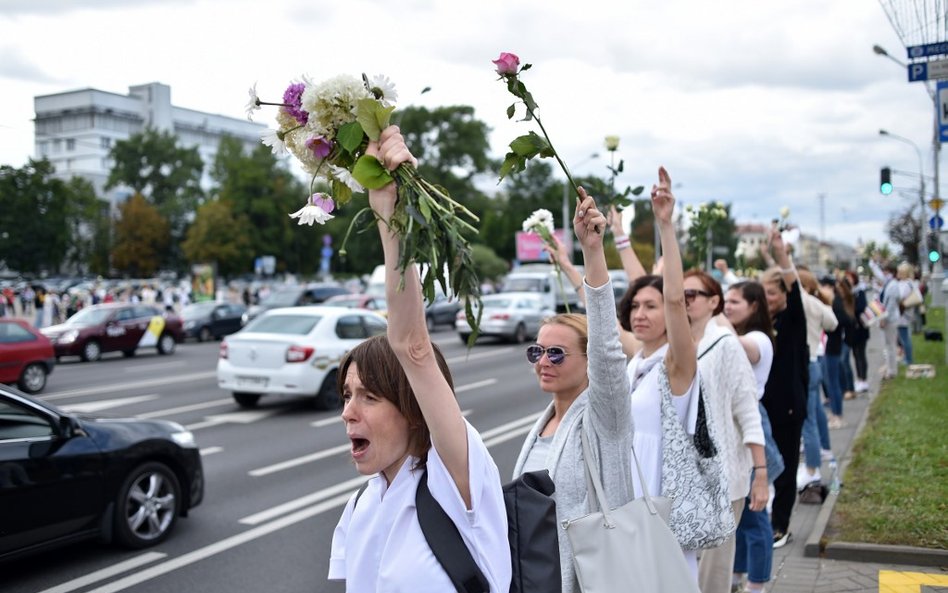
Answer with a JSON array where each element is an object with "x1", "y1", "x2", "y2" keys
[
  {"x1": 181, "y1": 302, "x2": 247, "y2": 342},
  {"x1": 218, "y1": 306, "x2": 387, "y2": 410},
  {"x1": 455, "y1": 292, "x2": 554, "y2": 344},
  {"x1": 0, "y1": 320, "x2": 55, "y2": 393},
  {"x1": 40, "y1": 303, "x2": 185, "y2": 362},
  {"x1": 324, "y1": 293, "x2": 387, "y2": 317},
  {"x1": 500, "y1": 264, "x2": 581, "y2": 312},
  {"x1": 0, "y1": 385, "x2": 203, "y2": 562},
  {"x1": 426, "y1": 293, "x2": 462, "y2": 331},
  {"x1": 241, "y1": 283, "x2": 350, "y2": 326}
]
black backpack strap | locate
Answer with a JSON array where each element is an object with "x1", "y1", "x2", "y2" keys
[
  {"x1": 415, "y1": 470, "x2": 490, "y2": 593},
  {"x1": 352, "y1": 480, "x2": 371, "y2": 509},
  {"x1": 698, "y1": 333, "x2": 730, "y2": 360}
]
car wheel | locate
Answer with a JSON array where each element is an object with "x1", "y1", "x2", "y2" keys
[
  {"x1": 233, "y1": 392, "x2": 261, "y2": 408},
  {"x1": 426, "y1": 315, "x2": 436, "y2": 332},
  {"x1": 18, "y1": 363, "x2": 47, "y2": 393},
  {"x1": 511, "y1": 323, "x2": 527, "y2": 344},
  {"x1": 81, "y1": 340, "x2": 101, "y2": 362},
  {"x1": 114, "y1": 461, "x2": 181, "y2": 548},
  {"x1": 122, "y1": 349, "x2": 136, "y2": 358},
  {"x1": 314, "y1": 370, "x2": 340, "y2": 410},
  {"x1": 198, "y1": 327, "x2": 212, "y2": 342},
  {"x1": 157, "y1": 333, "x2": 176, "y2": 355},
  {"x1": 458, "y1": 333, "x2": 471, "y2": 345}
]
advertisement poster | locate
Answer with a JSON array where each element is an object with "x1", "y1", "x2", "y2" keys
[{"x1": 191, "y1": 263, "x2": 216, "y2": 303}]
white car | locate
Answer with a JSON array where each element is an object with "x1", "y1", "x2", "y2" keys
[
  {"x1": 217, "y1": 306, "x2": 387, "y2": 409},
  {"x1": 455, "y1": 292, "x2": 555, "y2": 344}
]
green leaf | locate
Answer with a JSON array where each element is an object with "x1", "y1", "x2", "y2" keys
[
  {"x1": 331, "y1": 180, "x2": 353, "y2": 206},
  {"x1": 506, "y1": 103, "x2": 516, "y2": 120},
  {"x1": 418, "y1": 193, "x2": 432, "y2": 223},
  {"x1": 521, "y1": 90, "x2": 538, "y2": 114},
  {"x1": 337, "y1": 122, "x2": 364, "y2": 154},
  {"x1": 509, "y1": 132, "x2": 549, "y2": 158},
  {"x1": 630, "y1": 185, "x2": 645, "y2": 196},
  {"x1": 499, "y1": 153, "x2": 527, "y2": 180},
  {"x1": 352, "y1": 155, "x2": 393, "y2": 189},
  {"x1": 356, "y1": 99, "x2": 384, "y2": 141},
  {"x1": 522, "y1": 63, "x2": 532, "y2": 71}
]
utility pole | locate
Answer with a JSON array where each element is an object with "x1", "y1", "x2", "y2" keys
[{"x1": 818, "y1": 193, "x2": 826, "y2": 243}]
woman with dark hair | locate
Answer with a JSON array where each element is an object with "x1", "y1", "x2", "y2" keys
[
  {"x1": 836, "y1": 275, "x2": 857, "y2": 400},
  {"x1": 758, "y1": 229, "x2": 809, "y2": 549},
  {"x1": 846, "y1": 270, "x2": 871, "y2": 394},
  {"x1": 683, "y1": 270, "x2": 766, "y2": 593},
  {"x1": 824, "y1": 277, "x2": 854, "y2": 428},
  {"x1": 723, "y1": 280, "x2": 780, "y2": 593},
  {"x1": 328, "y1": 126, "x2": 511, "y2": 592},
  {"x1": 615, "y1": 168, "x2": 704, "y2": 577}
]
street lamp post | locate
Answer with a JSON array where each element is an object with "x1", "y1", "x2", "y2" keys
[{"x1": 562, "y1": 152, "x2": 599, "y2": 262}]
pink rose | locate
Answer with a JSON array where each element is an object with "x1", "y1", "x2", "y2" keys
[{"x1": 492, "y1": 52, "x2": 520, "y2": 76}]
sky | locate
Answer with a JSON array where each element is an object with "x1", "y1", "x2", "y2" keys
[{"x1": 0, "y1": 0, "x2": 943, "y2": 251}]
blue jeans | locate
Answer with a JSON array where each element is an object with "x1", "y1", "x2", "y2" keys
[
  {"x1": 898, "y1": 326, "x2": 913, "y2": 364},
  {"x1": 734, "y1": 495, "x2": 773, "y2": 584},
  {"x1": 839, "y1": 343, "x2": 854, "y2": 393},
  {"x1": 823, "y1": 354, "x2": 843, "y2": 417},
  {"x1": 803, "y1": 359, "x2": 831, "y2": 469}
]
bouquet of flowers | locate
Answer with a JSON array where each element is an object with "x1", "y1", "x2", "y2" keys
[
  {"x1": 247, "y1": 74, "x2": 482, "y2": 334},
  {"x1": 522, "y1": 208, "x2": 571, "y2": 313}
]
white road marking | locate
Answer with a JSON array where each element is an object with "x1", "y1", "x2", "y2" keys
[
  {"x1": 42, "y1": 371, "x2": 216, "y2": 401},
  {"x1": 248, "y1": 443, "x2": 350, "y2": 477},
  {"x1": 136, "y1": 398, "x2": 233, "y2": 419},
  {"x1": 59, "y1": 394, "x2": 160, "y2": 414},
  {"x1": 199, "y1": 446, "x2": 223, "y2": 456},
  {"x1": 484, "y1": 424, "x2": 534, "y2": 448},
  {"x1": 185, "y1": 409, "x2": 280, "y2": 431},
  {"x1": 239, "y1": 475, "x2": 366, "y2": 525},
  {"x1": 34, "y1": 551, "x2": 166, "y2": 593},
  {"x1": 122, "y1": 361, "x2": 187, "y2": 373}
]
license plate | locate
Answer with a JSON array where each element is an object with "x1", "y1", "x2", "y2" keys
[{"x1": 237, "y1": 376, "x2": 268, "y2": 388}]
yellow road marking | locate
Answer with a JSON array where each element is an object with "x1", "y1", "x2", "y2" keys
[{"x1": 879, "y1": 570, "x2": 948, "y2": 593}]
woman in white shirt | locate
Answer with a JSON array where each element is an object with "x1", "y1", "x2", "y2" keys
[
  {"x1": 723, "y1": 281, "x2": 778, "y2": 593},
  {"x1": 328, "y1": 126, "x2": 511, "y2": 593}
]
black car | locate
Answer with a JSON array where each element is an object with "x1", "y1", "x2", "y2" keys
[
  {"x1": 241, "y1": 283, "x2": 349, "y2": 325},
  {"x1": 425, "y1": 293, "x2": 462, "y2": 330},
  {"x1": 181, "y1": 302, "x2": 247, "y2": 342},
  {"x1": 0, "y1": 385, "x2": 204, "y2": 562}
]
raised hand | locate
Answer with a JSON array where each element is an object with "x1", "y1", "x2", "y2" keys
[
  {"x1": 574, "y1": 187, "x2": 607, "y2": 251},
  {"x1": 608, "y1": 205, "x2": 626, "y2": 238},
  {"x1": 365, "y1": 125, "x2": 415, "y2": 222},
  {"x1": 650, "y1": 166, "x2": 675, "y2": 224}
]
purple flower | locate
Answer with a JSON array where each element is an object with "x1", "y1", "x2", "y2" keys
[
  {"x1": 305, "y1": 136, "x2": 333, "y2": 159},
  {"x1": 310, "y1": 193, "x2": 335, "y2": 213},
  {"x1": 282, "y1": 82, "x2": 308, "y2": 125}
]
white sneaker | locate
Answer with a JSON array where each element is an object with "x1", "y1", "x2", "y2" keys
[
  {"x1": 796, "y1": 464, "x2": 821, "y2": 490},
  {"x1": 855, "y1": 380, "x2": 869, "y2": 393},
  {"x1": 821, "y1": 449, "x2": 835, "y2": 462}
]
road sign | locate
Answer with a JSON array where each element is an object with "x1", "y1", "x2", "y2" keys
[
  {"x1": 907, "y1": 42, "x2": 948, "y2": 59},
  {"x1": 908, "y1": 58, "x2": 948, "y2": 82},
  {"x1": 931, "y1": 197, "x2": 944, "y2": 211},
  {"x1": 930, "y1": 215, "x2": 944, "y2": 230},
  {"x1": 939, "y1": 81, "x2": 948, "y2": 143}
]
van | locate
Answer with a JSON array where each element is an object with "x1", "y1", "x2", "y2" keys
[
  {"x1": 366, "y1": 264, "x2": 461, "y2": 330},
  {"x1": 500, "y1": 264, "x2": 580, "y2": 313}
]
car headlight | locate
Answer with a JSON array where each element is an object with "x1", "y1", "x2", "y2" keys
[
  {"x1": 170, "y1": 430, "x2": 197, "y2": 448},
  {"x1": 59, "y1": 329, "x2": 80, "y2": 344}
]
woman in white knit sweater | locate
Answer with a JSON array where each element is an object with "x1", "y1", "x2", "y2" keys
[{"x1": 683, "y1": 270, "x2": 767, "y2": 593}]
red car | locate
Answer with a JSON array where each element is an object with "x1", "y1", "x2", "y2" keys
[
  {"x1": 0, "y1": 319, "x2": 55, "y2": 393},
  {"x1": 40, "y1": 303, "x2": 185, "y2": 362}
]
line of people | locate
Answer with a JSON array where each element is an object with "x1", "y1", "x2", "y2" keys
[{"x1": 323, "y1": 125, "x2": 878, "y2": 593}]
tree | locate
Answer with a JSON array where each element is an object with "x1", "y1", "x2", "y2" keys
[
  {"x1": 0, "y1": 159, "x2": 71, "y2": 274},
  {"x1": 684, "y1": 202, "x2": 738, "y2": 270},
  {"x1": 111, "y1": 194, "x2": 170, "y2": 277},
  {"x1": 182, "y1": 199, "x2": 254, "y2": 277},
  {"x1": 470, "y1": 244, "x2": 509, "y2": 284},
  {"x1": 62, "y1": 177, "x2": 111, "y2": 275},
  {"x1": 887, "y1": 203, "x2": 921, "y2": 266},
  {"x1": 106, "y1": 127, "x2": 204, "y2": 268}
]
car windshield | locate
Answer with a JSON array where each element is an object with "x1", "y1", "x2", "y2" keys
[
  {"x1": 243, "y1": 314, "x2": 321, "y2": 335},
  {"x1": 483, "y1": 298, "x2": 514, "y2": 308},
  {"x1": 503, "y1": 278, "x2": 542, "y2": 292},
  {"x1": 182, "y1": 303, "x2": 216, "y2": 319},
  {"x1": 261, "y1": 288, "x2": 303, "y2": 307},
  {"x1": 65, "y1": 307, "x2": 114, "y2": 326}
]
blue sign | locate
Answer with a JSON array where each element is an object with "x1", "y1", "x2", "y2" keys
[
  {"x1": 908, "y1": 42, "x2": 948, "y2": 60},
  {"x1": 909, "y1": 59, "x2": 948, "y2": 82},
  {"x1": 930, "y1": 215, "x2": 944, "y2": 230},
  {"x1": 940, "y1": 81, "x2": 948, "y2": 143}
]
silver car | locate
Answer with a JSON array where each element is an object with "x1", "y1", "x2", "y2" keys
[{"x1": 456, "y1": 292, "x2": 554, "y2": 344}]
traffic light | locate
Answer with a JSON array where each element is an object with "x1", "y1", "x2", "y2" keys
[
  {"x1": 928, "y1": 232, "x2": 941, "y2": 263},
  {"x1": 880, "y1": 167, "x2": 893, "y2": 195}
]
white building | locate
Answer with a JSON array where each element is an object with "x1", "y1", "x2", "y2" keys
[{"x1": 34, "y1": 82, "x2": 265, "y2": 207}]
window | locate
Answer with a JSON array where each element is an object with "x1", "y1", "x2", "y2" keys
[
  {"x1": 336, "y1": 315, "x2": 366, "y2": 340},
  {"x1": 101, "y1": 137, "x2": 112, "y2": 149},
  {"x1": 0, "y1": 323, "x2": 37, "y2": 344},
  {"x1": 0, "y1": 398, "x2": 56, "y2": 441},
  {"x1": 244, "y1": 314, "x2": 320, "y2": 335},
  {"x1": 363, "y1": 314, "x2": 387, "y2": 337},
  {"x1": 66, "y1": 138, "x2": 75, "y2": 151},
  {"x1": 38, "y1": 141, "x2": 49, "y2": 156}
]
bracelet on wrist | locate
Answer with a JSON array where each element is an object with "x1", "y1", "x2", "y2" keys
[
  {"x1": 753, "y1": 465, "x2": 767, "y2": 470},
  {"x1": 780, "y1": 266, "x2": 795, "y2": 274}
]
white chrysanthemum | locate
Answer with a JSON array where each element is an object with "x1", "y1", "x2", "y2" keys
[
  {"x1": 329, "y1": 165, "x2": 364, "y2": 193},
  {"x1": 522, "y1": 209, "x2": 555, "y2": 234},
  {"x1": 283, "y1": 125, "x2": 327, "y2": 175},
  {"x1": 260, "y1": 128, "x2": 288, "y2": 157},
  {"x1": 289, "y1": 202, "x2": 334, "y2": 226},
  {"x1": 246, "y1": 83, "x2": 260, "y2": 121},
  {"x1": 301, "y1": 74, "x2": 371, "y2": 134},
  {"x1": 366, "y1": 74, "x2": 398, "y2": 107}
]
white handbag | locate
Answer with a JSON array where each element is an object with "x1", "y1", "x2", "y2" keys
[{"x1": 561, "y1": 429, "x2": 701, "y2": 593}]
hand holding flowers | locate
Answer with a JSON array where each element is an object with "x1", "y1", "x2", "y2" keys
[{"x1": 522, "y1": 208, "x2": 572, "y2": 313}]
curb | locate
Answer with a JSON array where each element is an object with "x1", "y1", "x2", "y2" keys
[{"x1": 803, "y1": 364, "x2": 947, "y2": 567}]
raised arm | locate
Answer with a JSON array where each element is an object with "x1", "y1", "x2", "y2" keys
[
  {"x1": 768, "y1": 228, "x2": 798, "y2": 291},
  {"x1": 653, "y1": 167, "x2": 696, "y2": 395},
  {"x1": 368, "y1": 126, "x2": 471, "y2": 506},
  {"x1": 609, "y1": 205, "x2": 647, "y2": 281}
]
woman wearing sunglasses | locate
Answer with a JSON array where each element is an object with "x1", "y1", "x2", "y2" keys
[
  {"x1": 614, "y1": 167, "x2": 701, "y2": 577},
  {"x1": 682, "y1": 270, "x2": 766, "y2": 593},
  {"x1": 512, "y1": 184, "x2": 635, "y2": 593},
  {"x1": 329, "y1": 126, "x2": 511, "y2": 592}
]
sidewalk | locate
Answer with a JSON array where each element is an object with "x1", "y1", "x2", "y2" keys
[{"x1": 767, "y1": 331, "x2": 947, "y2": 593}]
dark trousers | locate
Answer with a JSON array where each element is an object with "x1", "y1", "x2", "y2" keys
[
  {"x1": 770, "y1": 417, "x2": 805, "y2": 534},
  {"x1": 852, "y1": 340, "x2": 868, "y2": 381}
]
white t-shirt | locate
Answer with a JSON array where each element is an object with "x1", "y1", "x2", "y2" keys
[
  {"x1": 745, "y1": 330, "x2": 774, "y2": 399},
  {"x1": 328, "y1": 421, "x2": 511, "y2": 593}
]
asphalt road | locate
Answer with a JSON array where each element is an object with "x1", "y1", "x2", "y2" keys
[{"x1": 4, "y1": 327, "x2": 549, "y2": 593}]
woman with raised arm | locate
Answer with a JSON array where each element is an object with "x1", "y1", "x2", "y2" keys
[
  {"x1": 328, "y1": 126, "x2": 511, "y2": 592},
  {"x1": 513, "y1": 187, "x2": 636, "y2": 593},
  {"x1": 615, "y1": 167, "x2": 705, "y2": 577}
]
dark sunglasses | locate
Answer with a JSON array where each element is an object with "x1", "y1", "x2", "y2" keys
[
  {"x1": 684, "y1": 289, "x2": 713, "y2": 303},
  {"x1": 526, "y1": 345, "x2": 572, "y2": 365}
]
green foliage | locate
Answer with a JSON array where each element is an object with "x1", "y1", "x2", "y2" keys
[
  {"x1": 111, "y1": 194, "x2": 170, "y2": 277},
  {"x1": 62, "y1": 176, "x2": 111, "y2": 276},
  {"x1": 833, "y1": 307, "x2": 948, "y2": 549},
  {"x1": 352, "y1": 155, "x2": 393, "y2": 190},
  {"x1": 684, "y1": 202, "x2": 737, "y2": 270},
  {"x1": 470, "y1": 244, "x2": 509, "y2": 282},
  {"x1": 182, "y1": 199, "x2": 254, "y2": 277},
  {"x1": 356, "y1": 99, "x2": 394, "y2": 142}
]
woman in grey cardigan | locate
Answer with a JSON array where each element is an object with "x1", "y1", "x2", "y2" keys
[{"x1": 512, "y1": 187, "x2": 633, "y2": 593}]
